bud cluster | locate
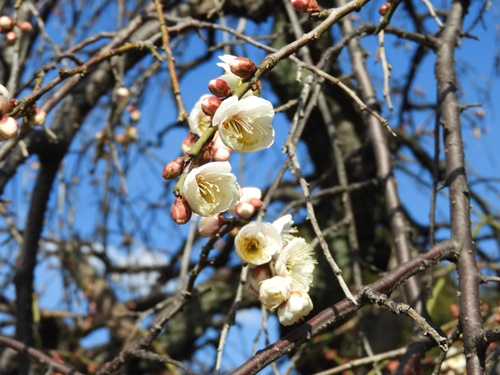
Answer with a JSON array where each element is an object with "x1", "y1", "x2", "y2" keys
[
  {"x1": 0, "y1": 15, "x2": 33, "y2": 46},
  {"x1": 162, "y1": 55, "x2": 275, "y2": 226}
]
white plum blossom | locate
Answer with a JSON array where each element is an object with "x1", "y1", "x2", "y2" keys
[
  {"x1": 275, "y1": 237, "x2": 315, "y2": 293},
  {"x1": 212, "y1": 95, "x2": 275, "y2": 153},
  {"x1": 235, "y1": 221, "x2": 282, "y2": 266},
  {"x1": 183, "y1": 161, "x2": 240, "y2": 217},
  {"x1": 273, "y1": 214, "x2": 298, "y2": 246},
  {"x1": 188, "y1": 94, "x2": 212, "y2": 136},
  {"x1": 259, "y1": 276, "x2": 291, "y2": 310},
  {"x1": 277, "y1": 291, "x2": 313, "y2": 326}
]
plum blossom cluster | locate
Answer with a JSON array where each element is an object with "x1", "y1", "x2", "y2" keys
[
  {"x1": 234, "y1": 215, "x2": 315, "y2": 325},
  {"x1": 162, "y1": 55, "x2": 275, "y2": 224}
]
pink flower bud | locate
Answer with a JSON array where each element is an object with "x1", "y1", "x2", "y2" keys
[
  {"x1": 17, "y1": 21, "x2": 33, "y2": 32},
  {"x1": 211, "y1": 134, "x2": 232, "y2": 162},
  {"x1": 171, "y1": 197, "x2": 192, "y2": 224},
  {"x1": 0, "y1": 16, "x2": 14, "y2": 32},
  {"x1": 235, "y1": 201, "x2": 255, "y2": 220},
  {"x1": 201, "y1": 96, "x2": 222, "y2": 116},
  {"x1": 5, "y1": 31, "x2": 17, "y2": 45},
  {"x1": 249, "y1": 198, "x2": 263, "y2": 210},
  {"x1": 229, "y1": 57, "x2": 257, "y2": 79},
  {"x1": 126, "y1": 126, "x2": 139, "y2": 140},
  {"x1": 115, "y1": 134, "x2": 126, "y2": 143},
  {"x1": 181, "y1": 132, "x2": 197, "y2": 153},
  {"x1": 129, "y1": 108, "x2": 141, "y2": 122},
  {"x1": 208, "y1": 78, "x2": 232, "y2": 98},
  {"x1": 32, "y1": 109, "x2": 46, "y2": 126},
  {"x1": 0, "y1": 116, "x2": 18, "y2": 141},
  {"x1": 0, "y1": 96, "x2": 11, "y2": 115},
  {"x1": 291, "y1": 0, "x2": 313, "y2": 12},
  {"x1": 115, "y1": 86, "x2": 130, "y2": 100},
  {"x1": 198, "y1": 215, "x2": 223, "y2": 237},
  {"x1": 379, "y1": 3, "x2": 391, "y2": 16},
  {"x1": 162, "y1": 156, "x2": 184, "y2": 180}
]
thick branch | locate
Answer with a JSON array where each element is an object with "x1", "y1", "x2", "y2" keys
[{"x1": 436, "y1": 0, "x2": 485, "y2": 373}]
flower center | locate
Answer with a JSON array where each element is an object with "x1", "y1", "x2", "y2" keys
[
  {"x1": 197, "y1": 176, "x2": 220, "y2": 204},
  {"x1": 224, "y1": 116, "x2": 264, "y2": 146},
  {"x1": 243, "y1": 236, "x2": 263, "y2": 258}
]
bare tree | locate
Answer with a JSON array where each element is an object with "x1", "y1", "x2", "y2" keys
[{"x1": 0, "y1": 0, "x2": 499, "y2": 374}]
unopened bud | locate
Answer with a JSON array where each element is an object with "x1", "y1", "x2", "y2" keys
[
  {"x1": 249, "y1": 264, "x2": 272, "y2": 297},
  {"x1": 115, "y1": 86, "x2": 130, "y2": 100},
  {"x1": 379, "y1": 3, "x2": 391, "y2": 16},
  {"x1": 171, "y1": 197, "x2": 192, "y2": 224},
  {"x1": 17, "y1": 21, "x2": 33, "y2": 32},
  {"x1": 208, "y1": 78, "x2": 232, "y2": 98},
  {"x1": 115, "y1": 134, "x2": 126, "y2": 143},
  {"x1": 95, "y1": 130, "x2": 107, "y2": 142},
  {"x1": 474, "y1": 108, "x2": 485, "y2": 119},
  {"x1": 126, "y1": 126, "x2": 138, "y2": 140},
  {"x1": 198, "y1": 215, "x2": 223, "y2": 237},
  {"x1": 211, "y1": 134, "x2": 232, "y2": 162},
  {"x1": 235, "y1": 201, "x2": 256, "y2": 220},
  {"x1": 0, "y1": 116, "x2": 18, "y2": 141},
  {"x1": 291, "y1": 0, "x2": 317, "y2": 12},
  {"x1": 0, "y1": 16, "x2": 14, "y2": 32},
  {"x1": 162, "y1": 157, "x2": 184, "y2": 180},
  {"x1": 0, "y1": 85, "x2": 11, "y2": 115},
  {"x1": 181, "y1": 132, "x2": 197, "y2": 153},
  {"x1": 249, "y1": 198, "x2": 263, "y2": 210},
  {"x1": 201, "y1": 96, "x2": 222, "y2": 116},
  {"x1": 32, "y1": 109, "x2": 46, "y2": 126},
  {"x1": 129, "y1": 108, "x2": 141, "y2": 122},
  {"x1": 229, "y1": 57, "x2": 257, "y2": 79},
  {"x1": 5, "y1": 31, "x2": 17, "y2": 45}
]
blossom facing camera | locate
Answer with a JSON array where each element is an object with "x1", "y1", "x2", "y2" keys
[
  {"x1": 171, "y1": 197, "x2": 192, "y2": 225},
  {"x1": 275, "y1": 237, "x2": 315, "y2": 293},
  {"x1": 0, "y1": 116, "x2": 18, "y2": 141},
  {"x1": 278, "y1": 291, "x2": 313, "y2": 326},
  {"x1": 182, "y1": 161, "x2": 240, "y2": 217},
  {"x1": 259, "y1": 276, "x2": 291, "y2": 310},
  {"x1": 188, "y1": 95, "x2": 212, "y2": 137},
  {"x1": 212, "y1": 96, "x2": 275, "y2": 153},
  {"x1": 235, "y1": 222, "x2": 282, "y2": 266},
  {"x1": 229, "y1": 57, "x2": 257, "y2": 79}
]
